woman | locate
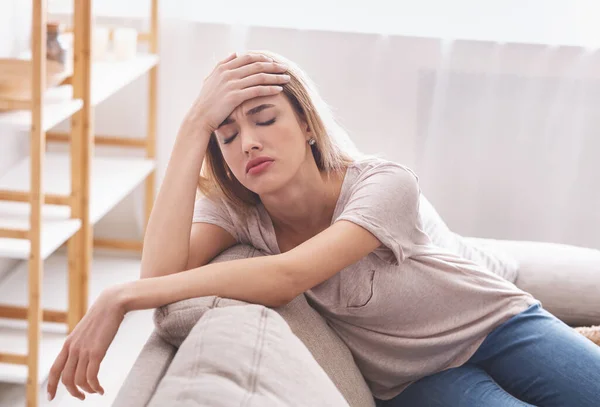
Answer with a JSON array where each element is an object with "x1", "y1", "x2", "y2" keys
[{"x1": 47, "y1": 51, "x2": 600, "y2": 406}]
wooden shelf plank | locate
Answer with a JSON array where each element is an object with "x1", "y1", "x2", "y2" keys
[
  {"x1": 0, "y1": 252, "x2": 143, "y2": 384},
  {"x1": 0, "y1": 85, "x2": 82, "y2": 132},
  {"x1": 91, "y1": 53, "x2": 159, "y2": 106},
  {"x1": 0, "y1": 201, "x2": 81, "y2": 260},
  {"x1": 0, "y1": 153, "x2": 154, "y2": 259}
]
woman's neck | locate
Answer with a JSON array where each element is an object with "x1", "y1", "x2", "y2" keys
[{"x1": 261, "y1": 167, "x2": 347, "y2": 237}]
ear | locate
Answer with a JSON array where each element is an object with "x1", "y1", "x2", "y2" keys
[
  {"x1": 300, "y1": 119, "x2": 310, "y2": 134},
  {"x1": 296, "y1": 111, "x2": 310, "y2": 135}
]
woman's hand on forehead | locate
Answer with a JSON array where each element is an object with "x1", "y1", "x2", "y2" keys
[{"x1": 182, "y1": 51, "x2": 290, "y2": 140}]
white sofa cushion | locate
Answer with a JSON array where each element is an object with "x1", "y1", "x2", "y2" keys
[
  {"x1": 148, "y1": 305, "x2": 350, "y2": 407},
  {"x1": 419, "y1": 195, "x2": 519, "y2": 282},
  {"x1": 466, "y1": 238, "x2": 600, "y2": 326}
]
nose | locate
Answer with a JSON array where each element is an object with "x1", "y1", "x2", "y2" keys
[{"x1": 241, "y1": 128, "x2": 263, "y2": 155}]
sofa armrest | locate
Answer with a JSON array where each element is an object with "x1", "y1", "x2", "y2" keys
[
  {"x1": 147, "y1": 305, "x2": 350, "y2": 407},
  {"x1": 465, "y1": 238, "x2": 600, "y2": 326},
  {"x1": 111, "y1": 331, "x2": 177, "y2": 407}
]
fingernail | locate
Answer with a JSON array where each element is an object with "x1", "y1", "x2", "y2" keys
[
  {"x1": 277, "y1": 63, "x2": 288, "y2": 69},
  {"x1": 47, "y1": 392, "x2": 52, "y2": 401}
]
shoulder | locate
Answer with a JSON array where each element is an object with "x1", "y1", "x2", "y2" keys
[
  {"x1": 194, "y1": 194, "x2": 254, "y2": 226},
  {"x1": 348, "y1": 156, "x2": 420, "y2": 192}
]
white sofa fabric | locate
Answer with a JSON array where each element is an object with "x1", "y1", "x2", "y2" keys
[
  {"x1": 467, "y1": 237, "x2": 600, "y2": 326},
  {"x1": 147, "y1": 304, "x2": 350, "y2": 407}
]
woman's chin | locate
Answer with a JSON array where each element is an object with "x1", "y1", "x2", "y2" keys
[{"x1": 247, "y1": 177, "x2": 285, "y2": 196}]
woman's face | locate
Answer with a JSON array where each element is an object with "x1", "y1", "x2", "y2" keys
[{"x1": 214, "y1": 93, "x2": 312, "y2": 195}]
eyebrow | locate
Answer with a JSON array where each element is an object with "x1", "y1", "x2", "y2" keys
[{"x1": 218, "y1": 104, "x2": 275, "y2": 128}]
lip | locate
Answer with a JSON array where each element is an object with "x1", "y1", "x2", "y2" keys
[
  {"x1": 246, "y1": 156, "x2": 274, "y2": 173},
  {"x1": 247, "y1": 160, "x2": 273, "y2": 175}
]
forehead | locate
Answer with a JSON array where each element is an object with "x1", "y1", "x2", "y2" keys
[{"x1": 233, "y1": 93, "x2": 287, "y2": 116}]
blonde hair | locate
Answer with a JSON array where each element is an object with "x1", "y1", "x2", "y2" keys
[{"x1": 197, "y1": 50, "x2": 368, "y2": 218}]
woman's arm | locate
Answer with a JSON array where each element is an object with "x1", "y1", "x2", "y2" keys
[
  {"x1": 121, "y1": 219, "x2": 382, "y2": 311},
  {"x1": 140, "y1": 128, "x2": 209, "y2": 279},
  {"x1": 124, "y1": 253, "x2": 289, "y2": 309}
]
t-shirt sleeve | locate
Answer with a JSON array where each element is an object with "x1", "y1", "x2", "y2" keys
[
  {"x1": 192, "y1": 196, "x2": 238, "y2": 241},
  {"x1": 334, "y1": 162, "x2": 420, "y2": 265}
]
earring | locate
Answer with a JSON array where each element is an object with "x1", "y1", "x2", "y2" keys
[{"x1": 308, "y1": 138, "x2": 316, "y2": 145}]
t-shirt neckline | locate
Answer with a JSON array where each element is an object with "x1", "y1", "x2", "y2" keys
[{"x1": 259, "y1": 164, "x2": 354, "y2": 255}]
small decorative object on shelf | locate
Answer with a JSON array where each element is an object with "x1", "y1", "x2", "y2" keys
[
  {"x1": 113, "y1": 27, "x2": 138, "y2": 60},
  {"x1": 0, "y1": 21, "x2": 73, "y2": 110},
  {"x1": 93, "y1": 25, "x2": 110, "y2": 61},
  {"x1": 47, "y1": 21, "x2": 67, "y2": 67}
]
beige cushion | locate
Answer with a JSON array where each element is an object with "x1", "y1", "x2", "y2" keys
[
  {"x1": 111, "y1": 332, "x2": 176, "y2": 407},
  {"x1": 466, "y1": 238, "x2": 600, "y2": 326},
  {"x1": 154, "y1": 244, "x2": 375, "y2": 407},
  {"x1": 148, "y1": 305, "x2": 350, "y2": 406},
  {"x1": 419, "y1": 194, "x2": 519, "y2": 282}
]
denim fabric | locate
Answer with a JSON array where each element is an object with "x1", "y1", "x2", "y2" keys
[{"x1": 376, "y1": 303, "x2": 600, "y2": 406}]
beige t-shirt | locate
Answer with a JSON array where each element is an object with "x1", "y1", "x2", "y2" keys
[{"x1": 192, "y1": 157, "x2": 539, "y2": 400}]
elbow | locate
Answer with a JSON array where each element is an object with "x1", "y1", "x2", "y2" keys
[
  {"x1": 270, "y1": 292, "x2": 294, "y2": 308},
  {"x1": 270, "y1": 257, "x2": 301, "y2": 308},
  {"x1": 139, "y1": 260, "x2": 158, "y2": 279},
  {"x1": 139, "y1": 270, "x2": 153, "y2": 279}
]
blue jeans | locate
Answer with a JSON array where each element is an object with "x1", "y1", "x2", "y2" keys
[{"x1": 375, "y1": 303, "x2": 600, "y2": 406}]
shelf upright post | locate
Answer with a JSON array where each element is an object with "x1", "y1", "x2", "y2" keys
[
  {"x1": 67, "y1": 0, "x2": 93, "y2": 330},
  {"x1": 27, "y1": 1, "x2": 47, "y2": 405}
]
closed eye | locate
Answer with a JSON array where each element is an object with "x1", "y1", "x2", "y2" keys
[{"x1": 222, "y1": 118, "x2": 277, "y2": 145}]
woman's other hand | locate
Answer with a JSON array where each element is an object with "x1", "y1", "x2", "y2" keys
[
  {"x1": 46, "y1": 285, "x2": 128, "y2": 401},
  {"x1": 183, "y1": 52, "x2": 290, "y2": 139}
]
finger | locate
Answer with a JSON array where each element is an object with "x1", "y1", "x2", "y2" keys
[
  {"x1": 235, "y1": 72, "x2": 291, "y2": 90},
  {"x1": 61, "y1": 352, "x2": 85, "y2": 400},
  {"x1": 74, "y1": 352, "x2": 96, "y2": 394},
  {"x1": 218, "y1": 52, "x2": 237, "y2": 65},
  {"x1": 87, "y1": 354, "x2": 105, "y2": 395},
  {"x1": 230, "y1": 61, "x2": 288, "y2": 81},
  {"x1": 208, "y1": 52, "x2": 237, "y2": 80},
  {"x1": 223, "y1": 52, "x2": 273, "y2": 71},
  {"x1": 47, "y1": 345, "x2": 69, "y2": 401},
  {"x1": 232, "y1": 85, "x2": 285, "y2": 105}
]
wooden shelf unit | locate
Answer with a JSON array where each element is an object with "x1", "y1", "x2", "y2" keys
[{"x1": 0, "y1": 1, "x2": 159, "y2": 405}]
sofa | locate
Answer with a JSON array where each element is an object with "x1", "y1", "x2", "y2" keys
[{"x1": 111, "y1": 235, "x2": 600, "y2": 407}]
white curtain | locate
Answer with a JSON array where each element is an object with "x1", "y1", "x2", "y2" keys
[{"x1": 415, "y1": 41, "x2": 600, "y2": 249}]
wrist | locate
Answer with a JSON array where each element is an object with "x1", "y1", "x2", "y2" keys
[
  {"x1": 179, "y1": 113, "x2": 213, "y2": 142},
  {"x1": 111, "y1": 281, "x2": 136, "y2": 314},
  {"x1": 173, "y1": 124, "x2": 211, "y2": 159}
]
